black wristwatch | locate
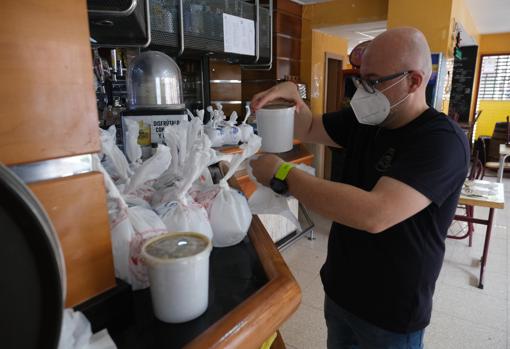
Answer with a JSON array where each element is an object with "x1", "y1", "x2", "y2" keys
[{"x1": 269, "y1": 163, "x2": 295, "y2": 195}]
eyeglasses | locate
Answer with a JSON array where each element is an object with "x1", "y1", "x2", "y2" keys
[{"x1": 351, "y1": 71, "x2": 412, "y2": 94}]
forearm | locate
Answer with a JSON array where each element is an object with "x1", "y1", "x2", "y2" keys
[{"x1": 286, "y1": 168, "x2": 386, "y2": 233}]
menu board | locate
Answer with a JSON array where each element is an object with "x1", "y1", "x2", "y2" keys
[{"x1": 448, "y1": 45, "x2": 478, "y2": 123}]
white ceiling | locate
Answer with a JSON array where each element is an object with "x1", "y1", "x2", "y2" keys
[
  {"x1": 456, "y1": 22, "x2": 477, "y2": 46},
  {"x1": 465, "y1": 0, "x2": 510, "y2": 34},
  {"x1": 315, "y1": 21, "x2": 387, "y2": 53}
]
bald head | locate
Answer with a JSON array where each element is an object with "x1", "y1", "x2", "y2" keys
[{"x1": 361, "y1": 27, "x2": 432, "y2": 86}]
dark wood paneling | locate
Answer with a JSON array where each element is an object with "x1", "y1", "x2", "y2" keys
[
  {"x1": 210, "y1": 83, "x2": 242, "y2": 101},
  {"x1": 276, "y1": 0, "x2": 302, "y2": 17},
  {"x1": 0, "y1": 0, "x2": 99, "y2": 165},
  {"x1": 326, "y1": 58, "x2": 343, "y2": 113},
  {"x1": 241, "y1": 67, "x2": 277, "y2": 81},
  {"x1": 276, "y1": 35, "x2": 301, "y2": 59},
  {"x1": 275, "y1": 12, "x2": 301, "y2": 38},
  {"x1": 29, "y1": 172, "x2": 115, "y2": 307},
  {"x1": 276, "y1": 59, "x2": 300, "y2": 80},
  {"x1": 242, "y1": 81, "x2": 277, "y2": 101},
  {"x1": 210, "y1": 59, "x2": 242, "y2": 80},
  {"x1": 241, "y1": 0, "x2": 302, "y2": 103}
]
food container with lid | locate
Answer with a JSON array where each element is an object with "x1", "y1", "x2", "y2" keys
[{"x1": 141, "y1": 232, "x2": 212, "y2": 323}]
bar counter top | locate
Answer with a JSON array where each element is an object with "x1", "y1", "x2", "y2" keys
[{"x1": 79, "y1": 216, "x2": 301, "y2": 349}]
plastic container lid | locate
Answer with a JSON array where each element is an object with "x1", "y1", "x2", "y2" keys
[
  {"x1": 142, "y1": 232, "x2": 212, "y2": 265},
  {"x1": 127, "y1": 51, "x2": 184, "y2": 110}
]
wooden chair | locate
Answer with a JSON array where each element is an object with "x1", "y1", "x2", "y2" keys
[
  {"x1": 447, "y1": 143, "x2": 485, "y2": 246},
  {"x1": 484, "y1": 116, "x2": 510, "y2": 173},
  {"x1": 467, "y1": 110, "x2": 483, "y2": 147}
]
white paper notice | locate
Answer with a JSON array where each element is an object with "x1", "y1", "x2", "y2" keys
[{"x1": 223, "y1": 13, "x2": 255, "y2": 56}]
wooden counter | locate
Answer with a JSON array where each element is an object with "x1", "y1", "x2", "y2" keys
[
  {"x1": 81, "y1": 216, "x2": 301, "y2": 349},
  {"x1": 184, "y1": 216, "x2": 301, "y2": 349}
]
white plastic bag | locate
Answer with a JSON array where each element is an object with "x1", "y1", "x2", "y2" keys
[
  {"x1": 247, "y1": 160, "x2": 316, "y2": 232},
  {"x1": 187, "y1": 116, "x2": 204, "y2": 154},
  {"x1": 196, "y1": 109, "x2": 205, "y2": 123},
  {"x1": 58, "y1": 309, "x2": 116, "y2": 349},
  {"x1": 175, "y1": 120, "x2": 189, "y2": 169},
  {"x1": 239, "y1": 104, "x2": 254, "y2": 143},
  {"x1": 99, "y1": 125, "x2": 132, "y2": 184},
  {"x1": 222, "y1": 126, "x2": 241, "y2": 145},
  {"x1": 226, "y1": 111, "x2": 238, "y2": 127},
  {"x1": 155, "y1": 136, "x2": 214, "y2": 240},
  {"x1": 124, "y1": 145, "x2": 172, "y2": 198},
  {"x1": 156, "y1": 199, "x2": 213, "y2": 239},
  {"x1": 94, "y1": 156, "x2": 134, "y2": 283},
  {"x1": 94, "y1": 155, "x2": 167, "y2": 289},
  {"x1": 123, "y1": 119, "x2": 142, "y2": 166},
  {"x1": 127, "y1": 206, "x2": 167, "y2": 290},
  {"x1": 204, "y1": 126, "x2": 225, "y2": 147},
  {"x1": 208, "y1": 134, "x2": 261, "y2": 247},
  {"x1": 154, "y1": 127, "x2": 182, "y2": 191}
]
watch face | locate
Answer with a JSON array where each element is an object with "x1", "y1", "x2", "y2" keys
[{"x1": 270, "y1": 177, "x2": 288, "y2": 195}]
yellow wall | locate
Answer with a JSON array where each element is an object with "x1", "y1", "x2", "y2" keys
[
  {"x1": 303, "y1": 0, "x2": 388, "y2": 28},
  {"x1": 479, "y1": 33, "x2": 510, "y2": 54},
  {"x1": 300, "y1": 0, "x2": 388, "y2": 98},
  {"x1": 309, "y1": 30, "x2": 348, "y2": 116},
  {"x1": 387, "y1": 0, "x2": 453, "y2": 53},
  {"x1": 475, "y1": 101, "x2": 510, "y2": 139},
  {"x1": 304, "y1": 30, "x2": 348, "y2": 176}
]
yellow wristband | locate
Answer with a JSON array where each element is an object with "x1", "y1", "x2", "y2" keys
[{"x1": 275, "y1": 162, "x2": 295, "y2": 181}]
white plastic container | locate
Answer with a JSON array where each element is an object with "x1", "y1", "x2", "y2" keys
[
  {"x1": 141, "y1": 232, "x2": 212, "y2": 323},
  {"x1": 256, "y1": 104, "x2": 296, "y2": 153}
]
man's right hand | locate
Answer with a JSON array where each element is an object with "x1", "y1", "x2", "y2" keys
[
  {"x1": 250, "y1": 81, "x2": 336, "y2": 147},
  {"x1": 250, "y1": 81, "x2": 307, "y2": 113}
]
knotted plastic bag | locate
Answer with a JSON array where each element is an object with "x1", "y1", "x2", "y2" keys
[
  {"x1": 127, "y1": 206, "x2": 167, "y2": 289},
  {"x1": 246, "y1": 160, "x2": 316, "y2": 232},
  {"x1": 155, "y1": 136, "x2": 214, "y2": 240},
  {"x1": 208, "y1": 134, "x2": 261, "y2": 247},
  {"x1": 58, "y1": 309, "x2": 116, "y2": 349},
  {"x1": 99, "y1": 125, "x2": 132, "y2": 184},
  {"x1": 123, "y1": 118, "x2": 142, "y2": 167},
  {"x1": 123, "y1": 145, "x2": 171, "y2": 203},
  {"x1": 93, "y1": 155, "x2": 167, "y2": 290},
  {"x1": 239, "y1": 104, "x2": 254, "y2": 143}
]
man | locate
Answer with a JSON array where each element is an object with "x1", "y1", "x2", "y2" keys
[{"x1": 249, "y1": 27, "x2": 469, "y2": 349}]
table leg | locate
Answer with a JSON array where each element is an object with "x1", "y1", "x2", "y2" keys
[
  {"x1": 478, "y1": 208, "x2": 495, "y2": 289},
  {"x1": 497, "y1": 155, "x2": 507, "y2": 183},
  {"x1": 467, "y1": 206, "x2": 474, "y2": 247}
]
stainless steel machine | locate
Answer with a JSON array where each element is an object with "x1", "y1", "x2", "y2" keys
[{"x1": 122, "y1": 50, "x2": 187, "y2": 158}]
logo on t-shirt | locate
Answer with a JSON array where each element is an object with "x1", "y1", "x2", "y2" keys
[{"x1": 376, "y1": 148, "x2": 396, "y2": 172}]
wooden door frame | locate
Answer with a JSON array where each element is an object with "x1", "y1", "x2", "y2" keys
[
  {"x1": 323, "y1": 52, "x2": 344, "y2": 114},
  {"x1": 319, "y1": 52, "x2": 343, "y2": 179}
]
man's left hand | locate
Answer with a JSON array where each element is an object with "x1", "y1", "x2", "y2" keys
[{"x1": 249, "y1": 154, "x2": 284, "y2": 187}]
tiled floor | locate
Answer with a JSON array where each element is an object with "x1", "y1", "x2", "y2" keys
[{"x1": 280, "y1": 174, "x2": 510, "y2": 349}]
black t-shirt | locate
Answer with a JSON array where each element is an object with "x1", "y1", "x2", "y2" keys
[{"x1": 320, "y1": 107, "x2": 469, "y2": 333}]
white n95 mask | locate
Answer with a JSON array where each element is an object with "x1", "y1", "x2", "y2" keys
[{"x1": 350, "y1": 75, "x2": 409, "y2": 126}]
